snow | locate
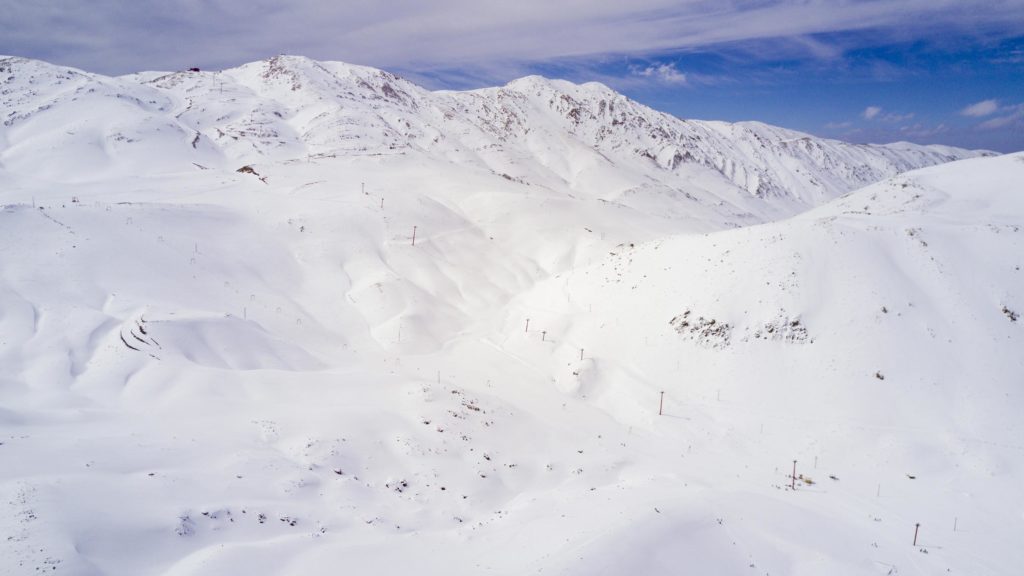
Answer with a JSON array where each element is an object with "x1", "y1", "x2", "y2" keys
[{"x1": 0, "y1": 54, "x2": 1021, "y2": 575}]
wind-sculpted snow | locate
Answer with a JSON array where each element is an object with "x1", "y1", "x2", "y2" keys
[{"x1": 0, "y1": 54, "x2": 1020, "y2": 576}]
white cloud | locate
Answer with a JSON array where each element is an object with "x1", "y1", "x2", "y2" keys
[
  {"x1": 977, "y1": 104, "x2": 1024, "y2": 130},
  {"x1": 1, "y1": 1, "x2": 1023, "y2": 78},
  {"x1": 861, "y1": 107, "x2": 914, "y2": 122},
  {"x1": 883, "y1": 112, "x2": 915, "y2": 123},
  {"x1": 863, "y1": 106, "x2": 882, "y2": 120},
  {"x1": 978, "y1": 115, "x2": 1016, "y2": 129},
  {"x1": 899, "y1": 123, "x2": 949, "y2": 138},
  {"x1": 634, "y1": 63, "x2": 687, "y2": 84},
  {"x1": 961, "y1": 99, "x2": 1000, "y2": 117}
]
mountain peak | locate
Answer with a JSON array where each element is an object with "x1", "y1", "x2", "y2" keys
[
  {"x1": 502, "y1": 74, "x2": 615, "y2": 99},
  {"x1": 0, "y1": 54, "x2": 990, "y2": 208}
]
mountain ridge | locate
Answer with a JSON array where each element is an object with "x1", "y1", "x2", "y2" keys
[
  {"x1": 0, "y1": 52, "x2": 1022, "y2": 576},
  {"x1": 1, "y1": 54, "x2": 993, "y2": 214}
]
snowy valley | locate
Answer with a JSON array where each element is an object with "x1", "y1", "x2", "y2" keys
[{"x1": 0, "y1": 55, "x2": 1021, "y2": 575}]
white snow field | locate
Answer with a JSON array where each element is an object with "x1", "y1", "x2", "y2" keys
[{"x1": 0, "y1": 55, "x2": 1021, "y2": 575}]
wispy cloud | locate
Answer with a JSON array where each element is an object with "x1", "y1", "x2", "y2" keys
[
  {"x1": 1, "y1": 1, "x2": 1022, "y2": 79},
  {"x1": 961, "y1": 99, "x2": 1000, "y2": 117},
  {"x1": 977, "y1": 104, "x2": 1024, "y2": 130},
  {"x1": 862, "y1": 106, "x2": 915, "y2": 123},
  {"x1": 884, "y1": 112, "x2": 915, "y2": 123},
  {"x1": 951, "y1": 100, "x2": 1024, "y2": 130},
  {"x1": 631, "y1": 62, "x2": 687, "y2": 84},
  {"x1": 899, "y1": 123, "x2": 949, "y2": 138},
  {"x1": 991, "y1": 48, "x2": 1024, "y2": 64}
]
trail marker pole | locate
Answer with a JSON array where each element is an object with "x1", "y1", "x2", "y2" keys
[
  {"x1": 953, "y1": 517, "x2": 958, "y2": 532},
  {"x1": 525, "y1": 318, "x2": 530, "y2": 333},
  {"x1": 580, "y1": 348, "x2": 584, "y2": 360},
  {"x1": 659, "y1": 391, "x2": 665, "y2": 416},
  {"x1": 791, "y1": 460, "x2": 797, "y2": 490},
  {"x1": 412, "y1": 226, "x2": 417, "y2": 246},
  {"x1": 381, "y1": 197, "x2": 384, "y2": 210},
  {"x1": 913, "y1": 523, "x2": 920, "y2": 546},
  {"x1": 541, "y1": 330, "x2": 547, "y2": 342}
]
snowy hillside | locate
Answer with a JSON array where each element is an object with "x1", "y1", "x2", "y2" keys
[
  {"x1": 1, "y1": 55, "x2": 988, "y2": 216},
  {"x1": 0, "y1": 55, "x2": 1020, "y2": 576}
]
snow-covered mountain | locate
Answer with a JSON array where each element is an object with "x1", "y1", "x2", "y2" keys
[
  {"x1": 0, "y1": 55, "x2": 1020, "y2": 576},
  {"x1": 2, "y1": 55, "x2": 988, "y2": 214}
]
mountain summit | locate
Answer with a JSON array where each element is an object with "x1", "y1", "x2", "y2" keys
[
  {"x1": 1, "y1": 55, "x2": 990, "y2": 214},
  {"x1": 0, "y1": 55, "x2": 1019, "y2": 576}
]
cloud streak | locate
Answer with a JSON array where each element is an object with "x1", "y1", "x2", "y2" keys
[
  {"x1": 1, "y1": 1, "x2": 1022, "y2": 78},
  {"x1": 977, "y1": 104, "x2": 1024, "y2": 130},
  {"x1": 862, "y1": 106, "x2": 916, "y2": 123},
  {"x1": 632, "y1": 63, "x2": 688, "y2": 84},
  {"x1": 961, "y1": 99, "x2": 1000, "y2": 117}
]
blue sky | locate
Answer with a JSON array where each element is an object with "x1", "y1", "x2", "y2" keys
[
  {"x1": 2, "y1": 1, "x2": 1022, "y2": 151},
  {"x1": 575, "y1": 35, "x2": 1024, "y2": 152}
]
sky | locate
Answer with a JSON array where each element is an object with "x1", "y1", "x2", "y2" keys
[{"x1": 2, "y1": 1, "x2": 1022, "y2": 151}]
